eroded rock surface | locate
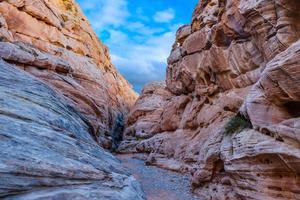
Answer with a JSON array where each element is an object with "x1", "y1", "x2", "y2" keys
[
  {"x1": 0, "y1": 60, "x2": 144, "y2": 199},
  {"x1": 121, "y1": 0, "x2": 300, "y2": 199},
  {"x1": 0, "y1": 0, "x2": 142, "y2": 199},
  {"x1": 0, "y1": 0, "x2": 138, "y2": 147}
]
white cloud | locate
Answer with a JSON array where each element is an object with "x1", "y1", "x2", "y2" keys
[
  {"x1": 127, "y1": 22, "x2": 162, "y2": 35},
  {"x1": 135, "y1": 7, "x2": 150, "y2": 22},
  {"x1": 105, "y1": 29, "x2": 129, "y2": 45},
  {"x1": 78, "y1": 0, "x2": 129, "y2": 29},
  {"x1": 153, "y1": 8, "x2": 175, "y2": 23},
  {"x1": 107, "y1": 30, "x2": 176, "y2": 92},
  {"x1": 77, "y1": 0, "x2": 179, "y2": 92}
]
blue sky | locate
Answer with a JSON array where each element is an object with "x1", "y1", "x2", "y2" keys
[{"x1": 77, "y1": 0, "x2": 198, "y2": 92}]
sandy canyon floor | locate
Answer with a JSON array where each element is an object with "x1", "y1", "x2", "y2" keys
[{"x1": 117, "y1": 154, "x2": 201, "y2": 200}]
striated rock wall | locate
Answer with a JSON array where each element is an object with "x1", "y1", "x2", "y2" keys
[
  {"x1": 0, "y1": 0, "x2": 138, "y2": 147},
  {"x1": 121, "y1": 0, "x2": 300, "y2": 199},
  {"x1": 0, "y1": 60, "x2": 144, "y2": 199},
  {"x1": 0, "y1": 0, "x2": 143, "y2": 199}
]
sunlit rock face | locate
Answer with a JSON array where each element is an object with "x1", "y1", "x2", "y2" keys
[
  {"x1": 0, "y1": 0, "x2": 142, "y2": 199},
  {"x1": 0, "y1": 0, "x2": 138, "y2": 147},
  {"x1": 121, "y1": 0, "x2": 300, "y2": 199}
]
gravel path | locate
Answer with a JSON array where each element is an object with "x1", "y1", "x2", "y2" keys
[{"x1": 117, "y1": 154, "x2": 201, "y2": 200}]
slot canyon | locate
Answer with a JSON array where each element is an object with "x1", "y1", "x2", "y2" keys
[{"x1": 0, "y1": 0, "x2": 299, "y2": 199}]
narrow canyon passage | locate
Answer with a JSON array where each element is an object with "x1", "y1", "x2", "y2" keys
[
  {"x1": 1, "y1": 0, "x2": 300, "y2": 199},
  {"x1": 117, "y1": 154, "x2": 201, "y2": 200}
]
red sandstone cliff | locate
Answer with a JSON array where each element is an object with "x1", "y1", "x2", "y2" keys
[{"x1": 120, "y1": 0, "x2": 300, "y2": 199}]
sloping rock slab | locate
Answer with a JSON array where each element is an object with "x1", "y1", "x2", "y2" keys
[{"x1": 0, "y1": 59, "x2": 144, "y2": 200}]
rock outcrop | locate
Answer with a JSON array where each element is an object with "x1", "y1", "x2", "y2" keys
[
  {"x1": 0, "y1": 0, "x2": 138, "y2": 147},
  {"x1": 0, "y1": 0, "x2": 143, "y2": 199},
  {"x1": 0, "y1": 60, "x2": 144, "y2": 200},
  {"x1": 120, "y1": 0, "x2": 300, "y2": 199}
]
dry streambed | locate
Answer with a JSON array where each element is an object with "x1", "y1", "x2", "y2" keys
[{"x1": 117, "y1": 154, "x2": 201, "y2": 200}]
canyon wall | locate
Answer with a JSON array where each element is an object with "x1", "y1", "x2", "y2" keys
[
  {"x1": 0, "y1": 0, "x2": 143, "y2": 199},
  {"x1": 0, "y1": 0, "x2": 138, "y2": 147},
  {"x1": 120, "y1": 0, "x2": 300, "y2": 199}
]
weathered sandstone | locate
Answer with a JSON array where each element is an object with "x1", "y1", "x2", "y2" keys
[
  {"x1": 121, "y1": 0, "x2": 300, "y2": 199},
  {"x1": 0, "y1": 0, "x2": 142, "y2": 199},
  {"x1": 0, "y1": 60, "x2": 144, "y2": 199},
  {"x1": 0, "y1": 0, "x2": 138, "y2": 147}
]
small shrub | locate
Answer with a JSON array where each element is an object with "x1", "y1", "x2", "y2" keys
[{"x1": 224, "y1": 114, "x2": 252, "y2": 135}]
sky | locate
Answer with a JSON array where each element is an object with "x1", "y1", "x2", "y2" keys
[{"x1": 77, "y1": 0, "x2": 198, "y2": 93}]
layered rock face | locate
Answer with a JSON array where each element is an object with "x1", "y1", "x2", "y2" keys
[
  {"x1": 0, "y1": 0, "x2": 137, "y2": 147},
  {"x1": 121, "y1": 0, "x2": 300, "y2": 199},
  {"x1": 0, "y1": 60, "x2": 144, "y2": 200},
  {"x1": 0, "y1": 0, "x2": 143, "y2": 199}
]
